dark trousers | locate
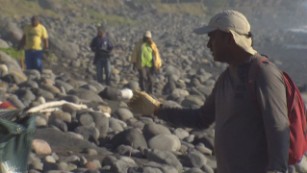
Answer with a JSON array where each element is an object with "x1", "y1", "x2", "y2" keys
[
  {"x1": 138, "y1": 67, "x2": 154, "y2": 94},
  {"x1": 95, "y1": 58, "x2": 111, "y2": 85},
  {"x1": 25, "y1": 50, "x2": 44, "y2": 72}
]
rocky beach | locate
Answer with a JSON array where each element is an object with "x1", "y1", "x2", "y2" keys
[{"x1": 0, "y1": 0, "x2": 307, "y2": 172}]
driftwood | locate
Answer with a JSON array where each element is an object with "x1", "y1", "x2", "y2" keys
[
  {"x1": 32, "y1": 107, "x2": 60, "y2": 113},
  {"x1": 26, "y1": 100, "x2": 87, "y2": 113}
]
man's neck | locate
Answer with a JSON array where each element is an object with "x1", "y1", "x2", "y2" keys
[
  {"x1": 32, "y1": 24, "x2": 39, "y2": 27},
  {"x1": 228, "y1": 50, "x2": 254, "y2": 67}
]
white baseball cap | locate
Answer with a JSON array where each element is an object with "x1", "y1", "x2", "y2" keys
[
  {"x1": 144, "y1": 30, "x2": 152, "y2": 38},
  {"x1": 194, "y1": 10, "x2": 257, "y2": 55}
]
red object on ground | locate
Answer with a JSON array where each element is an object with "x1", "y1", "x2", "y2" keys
[{"x1": 0, "y1": 101, "x2": 16, "y2": 109}]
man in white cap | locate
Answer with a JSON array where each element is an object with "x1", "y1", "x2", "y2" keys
[
  {"x1": 130, "y1": 30, "x2": 162, "y2": 94},
  {"x1": 128, "y1": 10, "x2": 290, "y2": 173}
]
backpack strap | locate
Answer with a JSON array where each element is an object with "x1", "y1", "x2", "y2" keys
[{"x1": 283, "y1": 72, "x2": 297, "y2": 112}]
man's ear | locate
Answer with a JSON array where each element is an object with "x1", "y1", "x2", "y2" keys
[
  {"x1": 226, "y1": 32, "x2": 236, "y2": 44},
  {"x1": 220, "y1": 32, "x2": 234, "y2": 44}
]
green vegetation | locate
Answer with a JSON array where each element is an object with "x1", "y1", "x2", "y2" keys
[
  {"x1": 0, "y1": 48, "x2": 24, "y2": 68},
  {"x1": 0, "y1": 47, "x2": 58, "y2": 67},
  {"x1": 0, "y1": 0, "x2": 136, "y2": 25},
  {"x1": 0, "y1": 0, "x2": 60, "y2": 19},
  {"x1": 0, "y1": 48, "x2": 24, "y2": 60},
  {"x1": 0, "y1": 0, "x2": 206, "y2": 22}
]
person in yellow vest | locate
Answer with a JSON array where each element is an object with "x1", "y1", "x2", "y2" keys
[
  {"x1": 130, "y1": 31, "x2": 162, "y2": 94},
  {"x1": 18, "y1": 16, "x2": 49, "y2": 72}
]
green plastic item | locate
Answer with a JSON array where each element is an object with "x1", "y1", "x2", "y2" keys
[{"x1": 0, "y1": 110, "x2": 36, "y2": 173}]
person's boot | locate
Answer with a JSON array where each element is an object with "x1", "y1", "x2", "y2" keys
[{"x1": 105, "y1": 73, "x2": 111, "y2": 85}]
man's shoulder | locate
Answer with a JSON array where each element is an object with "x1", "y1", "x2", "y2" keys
[
  {"x1": 257, "y1": 58, "x2": 279, "y2": 72},
  {"x1": 151, "y1": 40, "x2": 157, "y2": 45},
  {"x1": 252, "y1": 57, "x2": 283, "y2": 82},
  {"x1": 37, "y1": 23, "x2": 47, "y2": 30},
  {"x1": 151, "y1": 41, "x2": 158, "y2": 48}
]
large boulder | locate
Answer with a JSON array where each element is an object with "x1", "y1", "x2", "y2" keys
[
  {"x1": 68, "y1": 88, "x2": 103, "y2": 103},
  {"x1": 0, "y1": 52, "x2": 27, "y2": 83},
  {"x1": 0, "y1": 20, "x2": 23, "y2": 45}
]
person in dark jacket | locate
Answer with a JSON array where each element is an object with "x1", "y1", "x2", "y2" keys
[
  {"x1": 90, "y1": 26, "x2": 113, "y2": 85},
  {"x1": 128, "y1": 10, "x2": 291, "y2": 173}
]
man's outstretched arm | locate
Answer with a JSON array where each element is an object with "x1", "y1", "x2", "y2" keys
[{"x1": 155, "y1": 93, "x2": 215, "y2": 129}]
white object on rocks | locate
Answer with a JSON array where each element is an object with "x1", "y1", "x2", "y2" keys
[
  {"x1": 27, "y1": 100, "x2": 88, "y2": 113},
  {"x1": 103, "y1": 112, "x2": 111, "y2": 118},
  {"x1": 119, "y1": 88, "x2": 133, "y2": 100},
  {"x1": 35, "y1": 107, "x2": 61, "y2": 113}
]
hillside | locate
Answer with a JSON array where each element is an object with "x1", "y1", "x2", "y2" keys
[
  {"x1": 0, "y1": 0, "x2": 304, "y2": 25},
  {"x1": 0, "y1": 0, "x2": 205, "y2": 23},
  {"x1": 0, "y1": 0, "x2": 306, "y2": 84}
]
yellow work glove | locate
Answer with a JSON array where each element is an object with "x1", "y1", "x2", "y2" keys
[{"x1": 128, "y1": 90, "x2": 161, "y2": 115}]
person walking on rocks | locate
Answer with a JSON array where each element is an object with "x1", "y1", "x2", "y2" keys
[
  {"x1": 90, "y1": 26, "x2": 113, "y2": 85},
  {"x1": 18, "y1": 16, "x2": 49, "y2": 72},
  {"x1": 129, "y1": 10, "x2": 292, "y2": 173},
  {"x1": 130, "y1": 31, "x2": 162, "y2": 94}
]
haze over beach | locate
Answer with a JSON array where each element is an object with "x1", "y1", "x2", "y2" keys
[
  {"x1": 253, "y1": 0, "x2": 307, "y2": 86},
  {"x1": 1, "y1": 0, "x2": 307, "y2": 172}
]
